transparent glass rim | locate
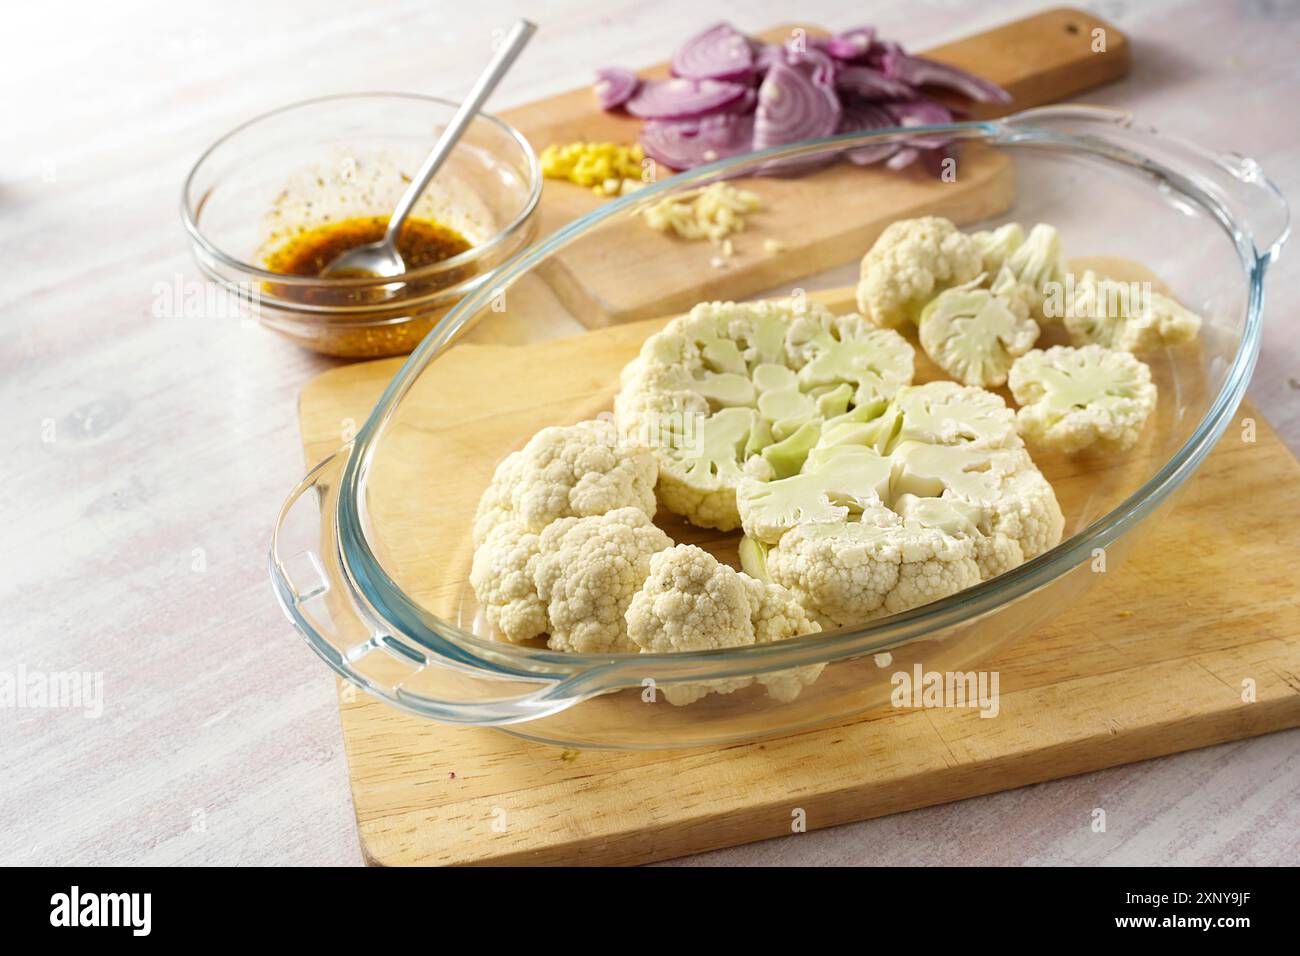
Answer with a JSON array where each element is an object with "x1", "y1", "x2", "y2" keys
[
  {"x1": 180, "y1": 92, "x2": 543, "y2": 293},
  {"x1": 320, "y1": 112, "x2": 1276, "y2": 686}
]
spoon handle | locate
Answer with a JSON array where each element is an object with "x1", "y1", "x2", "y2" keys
[{"x1": 384, "y1": 18, "x2": 537, "y2": 244}]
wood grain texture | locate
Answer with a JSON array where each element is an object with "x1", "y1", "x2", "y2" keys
[
  {"x1": 500, "y1": 10, "x2": 1128, "y2": 328},
  {"x1": 298, "y1": 282, "x2": 1300, "y2": 866},
  {"x1": 4, "y1": 0, "x2": 1299, "y2": 868}
]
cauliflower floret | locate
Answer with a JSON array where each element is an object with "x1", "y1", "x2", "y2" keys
[
  {"x1": 626, "y1": 544, "x2": 757, "y2": 653},
  {"x1": 626, "y1": 544, "x2": 823, "y2": 704},
  {"x1": 468, "y1": 518, "x2": 546, "y2": 643},
  {"x1": 1009, "y1": 345, "x2": 1158, "y2": 453},
  {"x1": 1001, "y1": 223, "x2": 1067, "y2": 321},
  {"x1": 1062, "y1": 270, "x2": 1203, "y2": 351},
  {"x1": 766, "y1": 508, "x2": 981, "y2": 628},
  {"x1": 474, "y1": 419, "x2": 658, "y2": 542},
  {"x1": 918, "y1": 268, "x2": 1041, "y2": 387},
  {"x1": 533, "y1": 508, "x2": 673, "y2": 654},
  {"x1": 971, "y1": 222, "x2": 1024, "y2": 275},
  {"x1": 472, "y1": 450, "x2": 525, "y2": 546},
  {"x1": 740, "y1": 575, "x2": 827, "y2": 702},
  {"x1": 856, "y1": 216, "x2": 983, "y2": 328}
]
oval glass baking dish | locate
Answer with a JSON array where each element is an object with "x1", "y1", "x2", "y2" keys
[{"x1": 271, "y1": 107, "x2": 1288, "y2": 749}]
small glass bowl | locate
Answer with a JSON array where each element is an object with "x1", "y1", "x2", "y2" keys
[{"x1": 182, "y1": 93, "x2": 541, "y2": 358}]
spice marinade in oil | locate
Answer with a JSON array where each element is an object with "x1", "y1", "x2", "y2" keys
[{"x1": 264, "y1": 215, "x2": 473, "y2": 277}]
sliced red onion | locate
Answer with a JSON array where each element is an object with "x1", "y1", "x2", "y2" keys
[
  {"x1": 880, "y1": 49, "x2": 1012, "y2": 104},
  {"x1": 886, "y1": 98, "x2": 955, "y2": 127},
  {"x1": 886, "y1": 147, "x2": 920, "y2": 171},
  {"x1": 836, "y1": 64, "x2": 914, "y2": 100},
  {"x1": 671, "y1": 22, "x2": 755, "y2": 81},
  {"x1": 838, "y1": 102, "x2": 899, "y2": 166},
  {"x1": 846, "y1": 143, "x2": 900, "y2": 166},
  {"x1": 839, "y1": 101, "x2": 894, "y2": 133},
  {"x1": 720, "y1": 87, "x2": 758, "y2": 114},
  {"x1": 823, "y1": 27, "x2": 876, "y2": 61},
  {"x1": 752, "y1": 42, "x2": 785, "y2": 74},
  {"x1": 593, "y1": 67, "x2": 639, "y2": 111},
  {"x1": 638, "y1": 113, "x2": 755, "y2": 170},
  {"x1": 599, "y1": 22, "x2": 1012, "y2": 180},
  {"x1": 790, "y1": 42, "x2": 840, "y2": 87},
  {"x1": 753, "y1": 61, "x2": 841, "y2": 150},
  {"x1": 865, "y1": 39, "x2": 904, "y2": 70},
  {"x1": 625, "y1": 77, "x2": 749, "y2": 119}
]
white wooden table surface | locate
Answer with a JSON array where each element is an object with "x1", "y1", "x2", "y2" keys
[{"x1": 3, "y1": 0, "x2": 1297, "y2": 867}]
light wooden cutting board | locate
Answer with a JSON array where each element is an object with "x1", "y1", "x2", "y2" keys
[
  {"x1": 298, "y1": 283, "x2": 1300, "y2": 867},
  {"x1": 498, "y1": 8, "x2": 1130, "y2": 327}
]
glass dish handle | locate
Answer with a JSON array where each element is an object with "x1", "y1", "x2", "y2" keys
[
  {"x1": 999, "y1": 106, "x2": 1291, "y2": 267},
  {"x1": 270, "y1": 448, "x2": 583, "y2": 725}
]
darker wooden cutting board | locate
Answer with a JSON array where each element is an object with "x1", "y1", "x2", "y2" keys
[{"x1": 498, "y1": 8, "x2": 1130, "y2": 327}]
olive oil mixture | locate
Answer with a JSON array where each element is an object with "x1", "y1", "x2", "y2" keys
[{"x1": 265, "y1": 216, "x2": 472, "y2": 277}]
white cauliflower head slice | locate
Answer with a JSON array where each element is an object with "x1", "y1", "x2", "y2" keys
[
  {"x1": 918, "y1": 269, "x2": 1041, "y2": 387},
  {"x1": 532, "y1": 508, "x2": 673, "y2": 654},
  {"x1": 856, "y1": 216, "x2": 984, "y2": 329},
  {"x1": 469, "y1": 518, "x2": 546, "y2": 643},
  {"x1": 851, "y1": 380, "x2": 1020, "y2": 454},
  {"x1": 653, "y1": 405, "x2": 769, "y2": 532},
  {"x1": 474, "y1": 419, "x2": 658, "y2": 542},
  {"x1": 766, "y1": 506, "x2": 982, "y2": 628},
  {"x1": 1009, "y1": 345, "x2": 1158, "y2": 453},
  {"x1": 893, "y1": 493, "x2": 1024, "y2": 580},
  {"x1": 1062, "y1": 270, "x2": 1202, "y2": 352},
  {"x1": 737, "y1": 444, "x2": 893, "y2": 545},
  {"x1": 616, "y1": 298, "x2": 916, "y2": 532},
  {"x1": 626, "y1": 544, "x2": 823, "y2": 704},
  {"x1": 890, "y1": 440, "x2": 1065, "y2": 560},
  {"x1": 783, "y1": 307, "x2": 915, "y2": 407}
]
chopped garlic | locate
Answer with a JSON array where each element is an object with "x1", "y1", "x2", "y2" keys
[
  {"x1": 642, "y1": 181, "x2": 762, "y2": 243},
  {"x1": 763, "y1": 238, "x2": 786, "y2": 255}
]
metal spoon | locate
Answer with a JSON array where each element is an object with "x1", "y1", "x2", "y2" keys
[{"x1": 321, "y1": 19, "x2": 537, "y2": 278}]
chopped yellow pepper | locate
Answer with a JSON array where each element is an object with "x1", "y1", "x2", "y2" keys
[{"x1": 540, "y1": 142, "x2": 647, "y2": 196}]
